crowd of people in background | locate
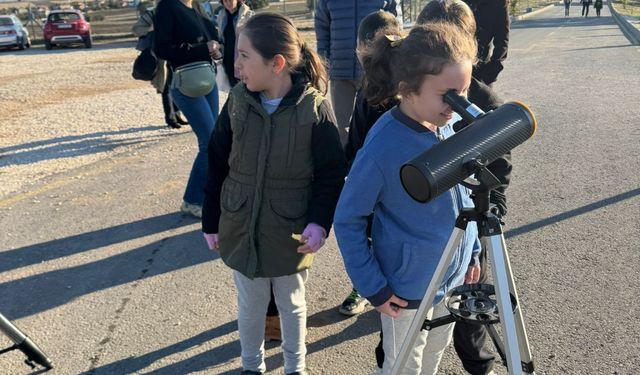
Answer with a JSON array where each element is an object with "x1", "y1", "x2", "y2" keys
[{"x1": 131, "y1": 0, "x2": 512, "y2": 373}]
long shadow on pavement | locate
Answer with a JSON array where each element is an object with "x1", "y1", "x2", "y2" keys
[
  {"x1": 511, "y1": 15, "x2": 617, "y2": 30},
  {"x1": 80, "y1": 321, "x2": 238, "y2": 375},
  {"x1": 0, "y1": 212, "x2": 193, "y2": 273},
  {"x1": 505, "y1": 187, "x2": 640, "y2": 239},
  {"x1": 0, "y1": 227, "x2": 217, "y2": 320},
  {"x1": 0, "y1": 126, "x2": 179, "y2": 168}
]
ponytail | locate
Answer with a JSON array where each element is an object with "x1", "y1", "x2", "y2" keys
[
  {"x1": 241, "y1": 13, "x2": 328, "y2": 94},
  {"x1": 300, "y1": 42, "x2": 328, "y2": 94},
  {"x1": 361, "y1": 30, "x2": 404, "y2": 106}
]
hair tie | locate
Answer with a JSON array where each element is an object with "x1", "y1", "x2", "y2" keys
[{"x1": 385, "y1": 34, "x2": 405, "y2": 47}]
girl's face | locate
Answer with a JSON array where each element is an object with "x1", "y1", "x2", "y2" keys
[
  {"x1": 235, "y1": 33, "x2": 276, "y2": 92},
  {"x1": 401, "y1": 61, "x2": 473, "y2": 128},
  {"x1": 222, "y1": 0, "x2": 238, "y2": 12}
]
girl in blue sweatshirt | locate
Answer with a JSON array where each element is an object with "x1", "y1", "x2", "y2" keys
[{"x1": 334, "y1": 22, "x2": 481, "y2": 374}]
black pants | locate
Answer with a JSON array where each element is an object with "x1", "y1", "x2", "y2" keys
[
  {"x1": 582, "y1": 3, "x2": 590, "y2": 16},
  {"x1": 161, "y1": 69, "x2": 179, "y2": 123},
  {"x1": 452, "y1": 246, "x2": 495, "y2": 375},
  {"x1": 564, "y1": 3, "x2": 570, "y2": 16}
]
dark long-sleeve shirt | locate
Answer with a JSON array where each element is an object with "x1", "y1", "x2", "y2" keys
[
  {"x1": 153, "y1": 0, "x2": 220, "y2": 69},
  {"x1": 464, "y1": 0, "x2": 510, "y2": 85}
]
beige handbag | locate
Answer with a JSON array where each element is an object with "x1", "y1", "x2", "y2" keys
[{"x1": 172, "y1": 61, "x2": 216, "y2": 98}]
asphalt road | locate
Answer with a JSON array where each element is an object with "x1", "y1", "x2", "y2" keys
[{"x1": 1, "y1": 4, "x2": 639, "y2": 375}]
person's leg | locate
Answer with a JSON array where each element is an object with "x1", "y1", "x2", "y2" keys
[
  {"x1": 171, "y1": 88, "x2": 217, "y2": 207},
  {"x1": 265, "y1": 285, "x2": 281, "y2": 342},
  {"x1": 234, "y1": 271, "x2": 271, "y2": 373},
  {"x1": 420, "y1": 301, "x2": 456, "y2": 375},
  {"x1": 452, "y1": 247, "x2": 495, "y2": 375},
  {"x1": 582, "y1": 3, "x2": 586, "y2": 15},
  {"x1": 586, "y1": 4, "x2": 589, "y2": 16},
  {"x1": 379, "y1": 308, "x2": 429, "y2": 375},
  {"x1": 272, "y1": 270, "x2": 309, "y2": 374},
  {"x1": 162, "y1": 79, "x2": 180, "y2": 128},
  {"x1": 329, "y1": 79, "x2": 359, "y2": 147}
]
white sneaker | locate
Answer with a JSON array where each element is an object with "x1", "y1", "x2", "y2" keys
[{"x1": 180, "y1": 202, "x2": 202, "y2": 218}]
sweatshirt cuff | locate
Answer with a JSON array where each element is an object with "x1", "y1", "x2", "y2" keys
[{"x1": 365, "y1": 285, "x2": 394, "y2": 307}]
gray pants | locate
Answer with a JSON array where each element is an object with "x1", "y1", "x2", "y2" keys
[
  {"x1": 330, "y1": 79, "x2": 361, "y2": 146},
  {"x1": 234, "y1": 270, "x2": 308, "y2": 374},
  {"x1": 377, "y1": 300, "x2": 454, "y2": 375}
]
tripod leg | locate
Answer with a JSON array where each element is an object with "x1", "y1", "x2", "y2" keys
[
  {"x1": 391, "y1": 228, "x2": 466, "y2": 374},
  {"x1": 485, "y1": 235, "x2": 535, "y2": 374},
  {"x1": 0, "y1": 313, "x2": 53, "y2": 369},
  {"x1": 495, "y1": 235, "x2": 536, "y2": 374}
]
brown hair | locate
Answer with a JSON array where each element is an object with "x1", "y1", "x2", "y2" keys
[
  {"x1": 240, "y1": 12, "x2": 328, "y2": 93},
  {"x1": 361, "y1": 22, "x2": 477, "y2": 106},
  {"x1": 416, "y1": 0, "x2": 477, "y2": 35},
  {"x1": 357, "y1": 11, "x2": 401, "y2": 45}
]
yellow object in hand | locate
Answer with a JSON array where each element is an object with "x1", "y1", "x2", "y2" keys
[{"x1": 291, "y1": 233, "x2": 303, "y2": 242}]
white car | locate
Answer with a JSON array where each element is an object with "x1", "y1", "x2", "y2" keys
[{"x1": 0, "y1": 15, "x2": 31, "y2": 50}]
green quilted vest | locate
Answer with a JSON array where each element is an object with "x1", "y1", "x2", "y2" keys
[{"x1": 218, "y1": 83, "x2": 325, "y2": 279}]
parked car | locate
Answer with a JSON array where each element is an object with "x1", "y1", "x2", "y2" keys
[
  {"x1": 0, "y1": 15, "x2": 31, "y2": 50},
  {"x1": 43, "y1": 10, "x2": 92, "y2": 50}
]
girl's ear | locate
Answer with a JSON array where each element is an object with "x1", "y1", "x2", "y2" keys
[
  {"x1": 398, "y1": 81, "x2": 410, "y2": 98},
  {"x1": 272, "y1": 54, "x2": 287, "y2": 75}
]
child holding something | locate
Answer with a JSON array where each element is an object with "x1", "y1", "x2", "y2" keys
[
  {"x1": 334, "y1": 22, "x2": 481, "y2": 375},
  {"x1": 201, "y1": 13, "x2": 347, "y2": 375}
]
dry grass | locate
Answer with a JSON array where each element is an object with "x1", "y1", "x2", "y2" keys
[{"x1": 611, "y1": 0, "x2": 640, "y2": 18}]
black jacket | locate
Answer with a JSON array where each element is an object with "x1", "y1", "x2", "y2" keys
[
  {"x1": 153, "y1": 0, "x2": 220, "y2": 69},
  {"x1": 464, "y1": 0, "x2": 510, "y2": 85}
]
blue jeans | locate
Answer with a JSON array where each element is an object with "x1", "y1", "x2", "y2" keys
[{"x1": 171, "y1": 86, "x2": 219, "y2": 206}]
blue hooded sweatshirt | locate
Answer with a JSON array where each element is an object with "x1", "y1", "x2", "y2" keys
[{"x1": 334, "y1": 107, "x2": 481, "y2": 308}]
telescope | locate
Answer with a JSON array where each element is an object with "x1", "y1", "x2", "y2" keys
[{"x1": 400, "y1": 91, "x2": 537, "y2": 203}]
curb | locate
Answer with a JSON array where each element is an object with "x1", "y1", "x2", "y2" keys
[
  {"x1": 608, "y1": 1, "x2": 640, "y2": 45},
  {"x1": 510, "y1": 4, "x2": 556, "y2": 22}
]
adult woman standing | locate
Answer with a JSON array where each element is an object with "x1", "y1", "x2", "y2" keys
[
  {"x1": 154, "y1": 0, "x2": 222, "y2": 218},
  {"x1": 216, "y1": 0, "x2": 253, "y2": 88},
  {"x1": 593, "y1": 0, "x2": 603, "y2": 17}
]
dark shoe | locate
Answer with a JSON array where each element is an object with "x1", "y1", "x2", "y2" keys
[
  {"x1": 286, "y1": 372, "x2": 308, "y2": 375},
  {"x1": 175, "y1": 111, "x2": 189, "y2": 125},
  {"x1": 338, "y1": 289, "x2": 369, "y2": 316},
  {"x1": 265, "y1": 315, "x2": 281, "y2": 342},
  {"x1": 166, "y1": 119, "x2": 181, "y2": 129},
  {"x1": 240, "y1": 371, "x2": 263, "y2": 375}
]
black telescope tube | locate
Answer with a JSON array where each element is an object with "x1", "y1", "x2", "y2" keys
[
  {"x1": 400, "y1": 101, "x2": 536, "y2": 203},
  {"x1": 443, "y1": 90, "x2": 485, "y2": 123}
]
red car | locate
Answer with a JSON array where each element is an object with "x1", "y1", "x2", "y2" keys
[{"x1": 43, "y1": 10, "x2": 92, "y2": 50}]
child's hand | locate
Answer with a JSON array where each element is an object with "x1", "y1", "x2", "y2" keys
[
  {"x1": 296, "y1": 223, "x2": 327, "y2": 254},
  {"x1": 203, "y1": 233, "x2": 219, "y2": 251},
  {"x1": 376, "y1": 295, "x2": 408, "y2": 318},
  {"x1": 464, "y1": 264, "x2": 481, "y2": 284}
]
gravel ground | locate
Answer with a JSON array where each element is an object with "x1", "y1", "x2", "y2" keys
[{"x1": 0, "y1": 42, "x2": 217, "y2": 200}]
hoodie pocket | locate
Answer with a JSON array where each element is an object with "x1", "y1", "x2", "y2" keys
[{"x1": 394, "y1": 242, "x2": 413, "y2": 276}]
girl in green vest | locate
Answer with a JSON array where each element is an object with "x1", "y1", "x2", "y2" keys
[{"x1": 201, "y1": 12, "x2": 347, "y2": 375}]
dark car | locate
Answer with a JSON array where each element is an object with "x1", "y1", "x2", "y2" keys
[
  {"x1": 0, "y1": 15, "x2": 31, "y2": 50},
  {"x1": 43, "y1": 10, "x2": 92, "y2": 50}
]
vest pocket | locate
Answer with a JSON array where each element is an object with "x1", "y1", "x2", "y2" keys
[
  {"x1": 220, "y1": 180, "x2": 249, "y2": 222},
  {"x1": 269, "y1": 198, "x2": 307, "y2": 233}
]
